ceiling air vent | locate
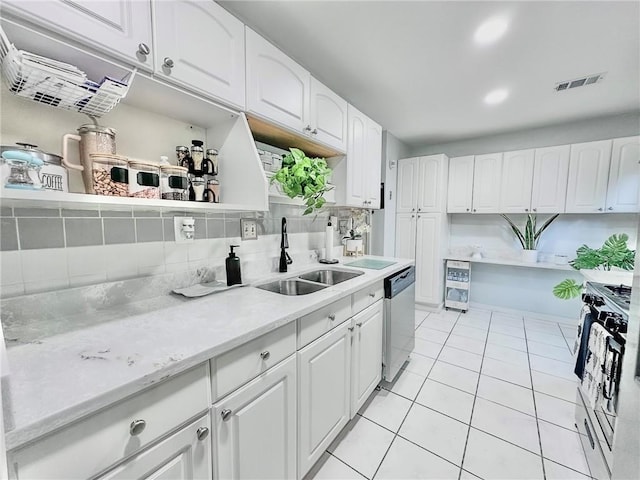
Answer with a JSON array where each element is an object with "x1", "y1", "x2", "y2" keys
[{"x1": 555, "y1": 73, "x2": 606, "y2": 92}]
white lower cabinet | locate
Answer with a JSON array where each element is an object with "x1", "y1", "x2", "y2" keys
[
  {"x1": 96, "y1": 416, "x2": 212, "y2": 480},
  {"x1": 350, "y1": 301, "x2": 383, "y2": 417},
  {"x1": 213, "y1": 355, "x2": 297, "y2": 480},
  {"x1": 297, "y1": 321, "x2": 352, "y2": 478}
]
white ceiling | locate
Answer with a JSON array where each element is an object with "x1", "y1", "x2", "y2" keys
[{"x1": 220, "y1": 1, "x2": 640, "y2": 148}]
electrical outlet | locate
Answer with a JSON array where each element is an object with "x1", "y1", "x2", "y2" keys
[
  {"x1": 240, "y1": 218, "x2": 258, "y2": 240},
  {"x1": 174, "y1": 217, "x2": 195, "y2": 243}
]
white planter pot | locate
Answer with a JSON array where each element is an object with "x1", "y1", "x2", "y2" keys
[{"x1": 522, "y1": 249, "x2": 538, "y2": 263}]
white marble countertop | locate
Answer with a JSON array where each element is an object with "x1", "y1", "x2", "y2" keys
[
  {"x1": 2, "y1": 255, "x2": 413, "y2": 451},
  {"x1": 580, "y1": 269, "x2": 634, "y2": 285}
]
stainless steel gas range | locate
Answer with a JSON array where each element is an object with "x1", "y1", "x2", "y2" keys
[{"x1": 574, "y1": 282, "x2": 631, "y2": 479}]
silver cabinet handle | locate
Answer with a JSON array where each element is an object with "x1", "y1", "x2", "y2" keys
[
  {"x1": 466, "y1": 208, "x2": 470, "y2": 212},
  {"x1": 411, "y1": 208, "x2": 415, "y2": 212},
  {"x1": 311, "y1": 128, "x2": 318, "y2": 135},
  {"x1": 129, "y1": 419, "x2": 146, "y2": 436},
  {"x1": 473, "y1": 209, "x2": 477, "y2": 212},
  {"x1": 417, "y1": 208, "x2": 421, "y2": 212},
  {"x1": 525, "y1": 208, "x2": 529, "y2": 212},
  {"x1": 368, "y1": 293, "x2": 375, "y2": 298},
  {"x1": 328, "y1": 314, "x2": 336, "y2": 321},
  {"x1": 196, "y1": 426, "x2": 210, "y2": 441},
  {"x1": 608, "y1": 207, "x2": 613, "y2": 211},
  {"x1": 411, "y1": 214, "x2": 415, "y2": 218},
  {"x1": 532, "y1": 208, "x2": 537, "y2": 212},
  {"x1": 597, "y1": 207, "x2": 603, "y2": 211},
  {"x1": 221, "y1": 409, "x2": 232, "y2": 421},
  {"x1": 356, "y1": 322, "x2": 363, "y2": 327},
  {"x1": 163, "y1": 57, "x2": 174, "y2": 68},
  {"x1": 260, "y1": 351, "x2": 270, "y2": 360},
  {"x1": 303, "y1": 125, "x2": 312, "y2": 133},
  {"x1": 348, "y1": 326, "x2": 355, "y2": 331},
  {"x1": 137, "y1": 43, "x2": 150, "y2": 55}
]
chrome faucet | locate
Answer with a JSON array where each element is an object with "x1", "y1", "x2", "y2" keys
[{"x1": 279, "y1": 217, "x2": 293, "y2": 272}]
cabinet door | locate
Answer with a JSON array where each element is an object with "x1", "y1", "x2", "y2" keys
[
  {"x1": 351, "y1": 301, "x2": 383, "y2": 417},
  {"x1": 606, "y1": 136, "x2": 640, "y2": 213},
  {"x1": 417, "y1": 154, "x2": 448, "y2": 213},
  {"x1": 415, "y1": 213, "x2": 445, "y2": 305},
  {"x1": 531, "y1": 145, "x2": 570, "y2": 213},
  {"x1": 566, "y1": 140, "x2": 612, "y2": 213},
  {"x1": 345, "y1": 104, "x2": 367, "y2": 207},
  {"x1": 96, "y1": 416, "x2": 212, "y2": 480},
  {"x1": 246, "y1": 28, "x2": 310, "y2": 133},
  {"x1": 297, "y1": 322, "x2": 351, "y2": 478},
  {"x1": 447, "y1": 156, "x2": 474, "y2": 213},
  {"x1": 365, "y1": 118, "x2": 383, "y2": 209},
  {"x1": 309, "y1": 78, "x2": 348, "y2": 152},
  {"x1": 499, "y1": 149, "x2": 534, "y2": 213},
  {"x1": 2, "y1": 0, "x2": 153, "y2": 70},
  {"x1": 153, "y1": 0, "x2": 245, "y2": 109},
  {"x1": 396, "y1": 158, "x2": 419, "y2": 213},
  {"x1": 395, "y1": 213, "x2": 416, "y2": 259},
  {"x1": 472, "y1": 153, "x2": 502, "y2": 213},
  {"x1": 213, "y1": 355, "x2": 296, "y2": 480}
]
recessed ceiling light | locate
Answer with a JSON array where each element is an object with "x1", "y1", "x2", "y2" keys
[
  {"x1": 474, "y1": 17, "x2": 509, "y2": 45},
  {"x1": 484, "y1": 88, "x2": 509, "y2": 105}
]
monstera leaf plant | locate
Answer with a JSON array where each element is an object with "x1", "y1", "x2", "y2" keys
[
  {"x1": 553, "y1": 233, "x2": 636, "y2": 299},
  {"x1": 271, "y1": 148, "x2": 333, "y2": 215}
]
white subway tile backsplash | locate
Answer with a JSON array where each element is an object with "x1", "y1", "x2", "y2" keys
[
  {"x1": 24, "y1": 278, "x2": 70, "y2": 294},
  {"x1": 69, "y1": 273, "x2": 108, "y2": 288},
  {"x1": 103, "y1": 244, "x2": 139, "y2": 280},
  {"x1": 21, "y1": 248, "x2": 68, "y2": 283},
  {"x1": 66, "y1": 246, "x2": 107, "y2": 277},
  {"x1": 1, "y1": 283, "x2": 24, "y2": 297},
  {"x1": 0, "y1": 250, "x2": 23, "y2": 285},
  {"x1": 135, "y1": 242, "x2": 165, "y2": 270}
]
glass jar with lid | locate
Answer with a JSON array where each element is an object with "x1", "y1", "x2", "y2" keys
[
  {"x1": 90, "y1": 153, "x2": 129, "y2": 197},
  {"x1": 206, "y1": 178, "x2": 220, "y2": 203},
  {"x1": 160, "y1": 165, "x2": 188, "y2": 201},
  {"x1": 128, "y1": 160, "x2": 160, "y2": 199}
]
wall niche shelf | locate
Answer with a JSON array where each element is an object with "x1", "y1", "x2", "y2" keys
[{"x1": 444, "y1": 255, "x2": 574, "y2": 272}]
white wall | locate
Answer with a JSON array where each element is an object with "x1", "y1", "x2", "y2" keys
[{"x1": 370, "y1": 131, "x2": 411, "y2": 256}]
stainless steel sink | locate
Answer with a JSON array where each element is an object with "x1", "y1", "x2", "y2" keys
[
  {"x1": 255, "y1": 279, "x2": 328, "y2": 296},
  {"x1": 298, "y1": 269, "x2": 364, "y2": 285}
]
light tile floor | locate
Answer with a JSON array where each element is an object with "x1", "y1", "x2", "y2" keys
[{"x1": 306, "y1": 307, "x2": 594, "y2": 480}]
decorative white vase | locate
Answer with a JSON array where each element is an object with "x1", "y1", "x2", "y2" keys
[
  {"x1": 522, "y1": 249, "x2": 538, "y2": 263},
  {"x1": 345, "y1": 238, "x2": 364, "y2": 256}
]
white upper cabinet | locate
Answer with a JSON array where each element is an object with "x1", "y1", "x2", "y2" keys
[
  {"x1": 566, "y1": 140, "x2": 612, "y2": 213},
  {"x1": 396, "y1": 158, "x2": 420, "y2": 213},
  {"x1": 310, "y1": 78, "x2": 348, "y2": 152},
  {"x1": 531, "y1": 145, "x2": 570, "y2": 214},
  {"x1": 472, "y1": 153, "x2": 502, "y2": 213},
  {"x1": 606, "y1": 136, "x2": 640, "y2": 213},
  {"x1": 335, "y1": 104, "x2": 382, "y2": 208},
  {"x1": 499, "y1": 149, "x2": 534, "y2": 213},
  {"x1": 153, "y1": 0, "x2": 245, "y2": 109},
  {"x1": 365, "y1": 119, "x2": 383, "y2": 208},
  {"x1": 447, "y1": 156, "x2": 475, "y2": 213},
  {"x1": 2, "y1": 0, "x2": 153, "y2": 69},
  {"x1": 246, "y1": 28, "x2": 310, "y2": 133},
  {"x1": 397, "y1": 155, "x2": 448, "y2": 213}
]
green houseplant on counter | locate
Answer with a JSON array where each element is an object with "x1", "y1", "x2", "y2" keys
[
  {"x1": 270, "y1": 148, "x2": 333, "y2": 215},
  {"x1": 500, "y1": 213, "x2": 560, "y2": 263},
  {"x1": 553, "y1": 233, "x2": 636, "y2": 299}
]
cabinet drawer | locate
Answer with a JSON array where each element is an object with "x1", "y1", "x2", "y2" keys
[
  {"x1": 9, "y1": 364, "x2": 209, "y2": 480},
  {"x1": 213, "y1": 322, "x2": 296, "y2": 400},
  {"x1": 352, "y1": 282, "x2": 384, "y2": 315},
  {"x1": 297, "y1": 296, "x2": 352, "y2": 348}
]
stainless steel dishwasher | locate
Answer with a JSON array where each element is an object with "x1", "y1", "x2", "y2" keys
[{"x1": 382, "y1": 266, "x2": 416, "y2": 382}]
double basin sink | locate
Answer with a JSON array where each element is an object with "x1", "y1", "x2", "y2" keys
[{"x1": 256, "y1": 268, "x2": 364, "y2": 296}]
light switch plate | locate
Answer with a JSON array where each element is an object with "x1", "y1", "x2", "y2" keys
[{"x1": 240, "y1": 218, "x2": 258, "y2": 240}]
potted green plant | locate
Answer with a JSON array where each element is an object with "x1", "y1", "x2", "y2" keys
[
  {"x1": 500, "y1": 213, "x2": 560, "y2": 263},
  {"x1": 553, "y1": 233, "x2": 636, "y2": 299},
  {"x1": 271, "y1": 148, "x2": 333, "y2": 215}
]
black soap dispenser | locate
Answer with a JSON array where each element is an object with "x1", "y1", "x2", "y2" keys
[{"x1": 226, "y1": 245, "x2": 242, "y2": 286}]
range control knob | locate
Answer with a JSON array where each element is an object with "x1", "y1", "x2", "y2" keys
[{"x1": 582, "y1": 294, "x2": 605, "y2": 307}]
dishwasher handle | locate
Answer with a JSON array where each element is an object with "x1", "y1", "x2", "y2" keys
[{"x1": 384, "y1": 266, "x2": 415, "y2": 298}]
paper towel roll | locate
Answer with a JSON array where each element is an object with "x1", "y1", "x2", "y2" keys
[{"x1": 325, "y1": 225, "x2": 333, "y2": 260}]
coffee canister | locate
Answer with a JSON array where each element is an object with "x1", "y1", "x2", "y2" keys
[
  {"x1": 1, "y1": 144, "x2": 69, "y2": 192},
  {"x1": 90, "y1": 154, "x2": 129, "y2": 197},
  {"x1": 128, "y1": 160, "x2": 160, "y2": 199},
  {"x1": 206, "y1": 178, "x2": 220, "y2": 203}
]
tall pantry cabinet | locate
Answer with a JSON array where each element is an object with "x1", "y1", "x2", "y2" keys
[{"x1": 395, "y1": 155, "x2": 449, "y2": 306}]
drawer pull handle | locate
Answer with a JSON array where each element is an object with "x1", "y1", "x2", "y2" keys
[
  {"x1": 260, "y1": 351, "x2": 271, "y2": 360},
  {"x1": 348, "y1": 326, "x2": 355, "y2": 332},
  {"x1": 356, "y1": 322, "x2": 363, "y2": 327},
  {"x1": 163, "y1": 57, "x2": 174, "y2": 69},
  {"x1": 328, "y1": 314, "x2": 336, "y2": 321},
  {"x1": 368, "y1": 293, "x2": 376, "y2": 298},
  {"x1": 221, "y1": 409, "x2": 232, "y2": 421},
  {"x1": 196, "y1": 426, "x2": 210, "y2": 441},
  {"x1": 129, "y1": 419, "x2": 146, "y2": 436},
  {"x1": 137, "y1": 43, "x2": 150, "y2": 55}
]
